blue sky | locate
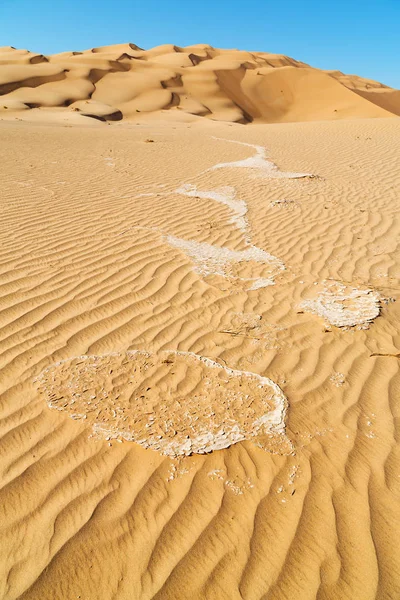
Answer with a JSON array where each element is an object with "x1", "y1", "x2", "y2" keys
[{"x1": 1, "y1": 0, "x2": 399, "y2": 88}]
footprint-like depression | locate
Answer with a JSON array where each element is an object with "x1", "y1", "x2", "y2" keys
[{"x1": 35, "y1": 350, "x2": 291, "y2": 457}]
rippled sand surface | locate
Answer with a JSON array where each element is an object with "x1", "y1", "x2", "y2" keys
[{"x1": 1, "y1": 116, "x2": 400, "y2": 600}]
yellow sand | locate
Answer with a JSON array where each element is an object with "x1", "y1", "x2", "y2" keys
[
  {"x1": 0, "y1": 43, "x2": 399, "y2": 123},
  {"x1": 0, "y1": 43, "x2": 400, "y2": 600}
]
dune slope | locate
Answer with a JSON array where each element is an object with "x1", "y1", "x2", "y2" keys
[{"x1": 0, "y1": 43, "x2": 399, "y2": 122}]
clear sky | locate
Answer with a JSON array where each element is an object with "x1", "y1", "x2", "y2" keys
[{"x1": 1, "y1": 0, "x2": 399, "y2": 88}]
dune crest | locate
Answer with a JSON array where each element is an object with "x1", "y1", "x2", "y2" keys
[{"x1": 0, "y1": 43, "x2": 399, "y2": 123}]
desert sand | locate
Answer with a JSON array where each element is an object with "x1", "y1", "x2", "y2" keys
[
  {"x1": 0, "y1": 43, "x2": 400, "y2": 600},
  {"x1": 0, "y1": 43, "x2": 400, "y2": 123}
]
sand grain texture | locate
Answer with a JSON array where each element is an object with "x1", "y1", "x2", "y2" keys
[{"x1": 0, "y1": 57, "x2": 400, "y2": 600}]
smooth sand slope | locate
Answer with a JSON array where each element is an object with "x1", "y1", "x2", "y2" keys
[
  {"x1": 0, "y1": 56, "x2": 400, "y2": 599},
  {"x1": 0, "y1": 42, "x2": 399, "y2": 123}
]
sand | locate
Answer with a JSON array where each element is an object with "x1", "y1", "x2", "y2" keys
[
  {"x1": 1, "y1": 42, "x2": 400, "y2": 600},
  {"x1": 0, "y1": 43, "x2": 399, "y2": 123}
]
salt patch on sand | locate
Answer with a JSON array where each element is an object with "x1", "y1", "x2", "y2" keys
[
  {"x1": 115, "y1": 227, "x2": 284, "y2": 289},
  {"x1": 166, "y1": 234, "x2": 285, "y2": 289},
  {"x1": 176, "y1": 184, "x2": 248, "y2": 235},
  {"x1": 246, "y1": 278, "x2": 277, "y2": 291},
  {"x1": 209, "y1": 137, "x2": 312, "y2": 179},
  {"x1": 299, "y1": 280, "x2": 380, "y2": 328},
  {"x1": 35, "y1": 350, "x2": 291, "y2": 457},
  {"x1": 134, "y1": 192, "x2": 156, "y2": 199}
]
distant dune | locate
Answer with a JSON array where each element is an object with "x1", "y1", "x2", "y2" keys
[{"x1": 0, "y1": 42, "x2": 399, "y2": 123}]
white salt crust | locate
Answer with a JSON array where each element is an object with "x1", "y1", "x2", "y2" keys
[
  {"x1": 299, "y1": 281, "x2": 380, "y2": 328},
  {"x1": 166, "y1": 234, "x2": 285, "y2": 289},
  {"x1": 209, "y1": 137, "x2": 313, "y2": 178},
  {"x1": 35, "y1": 350, "x2": 290, "y2": 457},
  {"x1": 117, "y1": 226, "x2": 285, "y2": 290},
  {"x1": 175, "y1": 183, "x2": 249, "y2": 236}
]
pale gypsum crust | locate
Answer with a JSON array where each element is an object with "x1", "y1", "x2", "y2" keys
[
  {"x1": 299, "y1": 281, "x2": 380, "y2": 327},
  {"x1": 165, "y1": 235, "x2": 285, "y2": 289},
  {"x1": 35, "y1": 350, "x2": 290, "y2": 457},
  {"x1": 175, "y1": 184, "x2": 249, "y2": 236},
  {"x1": 117, "y1": 228, "x2": 285, "y2": 290},
  {"x1": 209, "y1": 137, "x2": 313, "y2": 178}
]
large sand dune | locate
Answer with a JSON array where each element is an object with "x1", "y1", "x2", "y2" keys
[
  {"x1": 1, "y1": 40, "x2": 400, "y2": 600},
  {"x1": 0, "y1": 42, "x2": 399, "y2": 123}
]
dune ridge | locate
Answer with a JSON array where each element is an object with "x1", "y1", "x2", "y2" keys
[{"x1": 0, "y1": 43, "x2": 399, "y2": 123}]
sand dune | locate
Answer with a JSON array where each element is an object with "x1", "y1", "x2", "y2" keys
[
  {"x1": 0, "y1": 113, "x2": 399, "y2": 599},
  {"x1": 1, "y1": 35, "x2": 400, "y2": 600},
  {"x1": 0, "y1": 43, "x2": 399, "y2": 122}
]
